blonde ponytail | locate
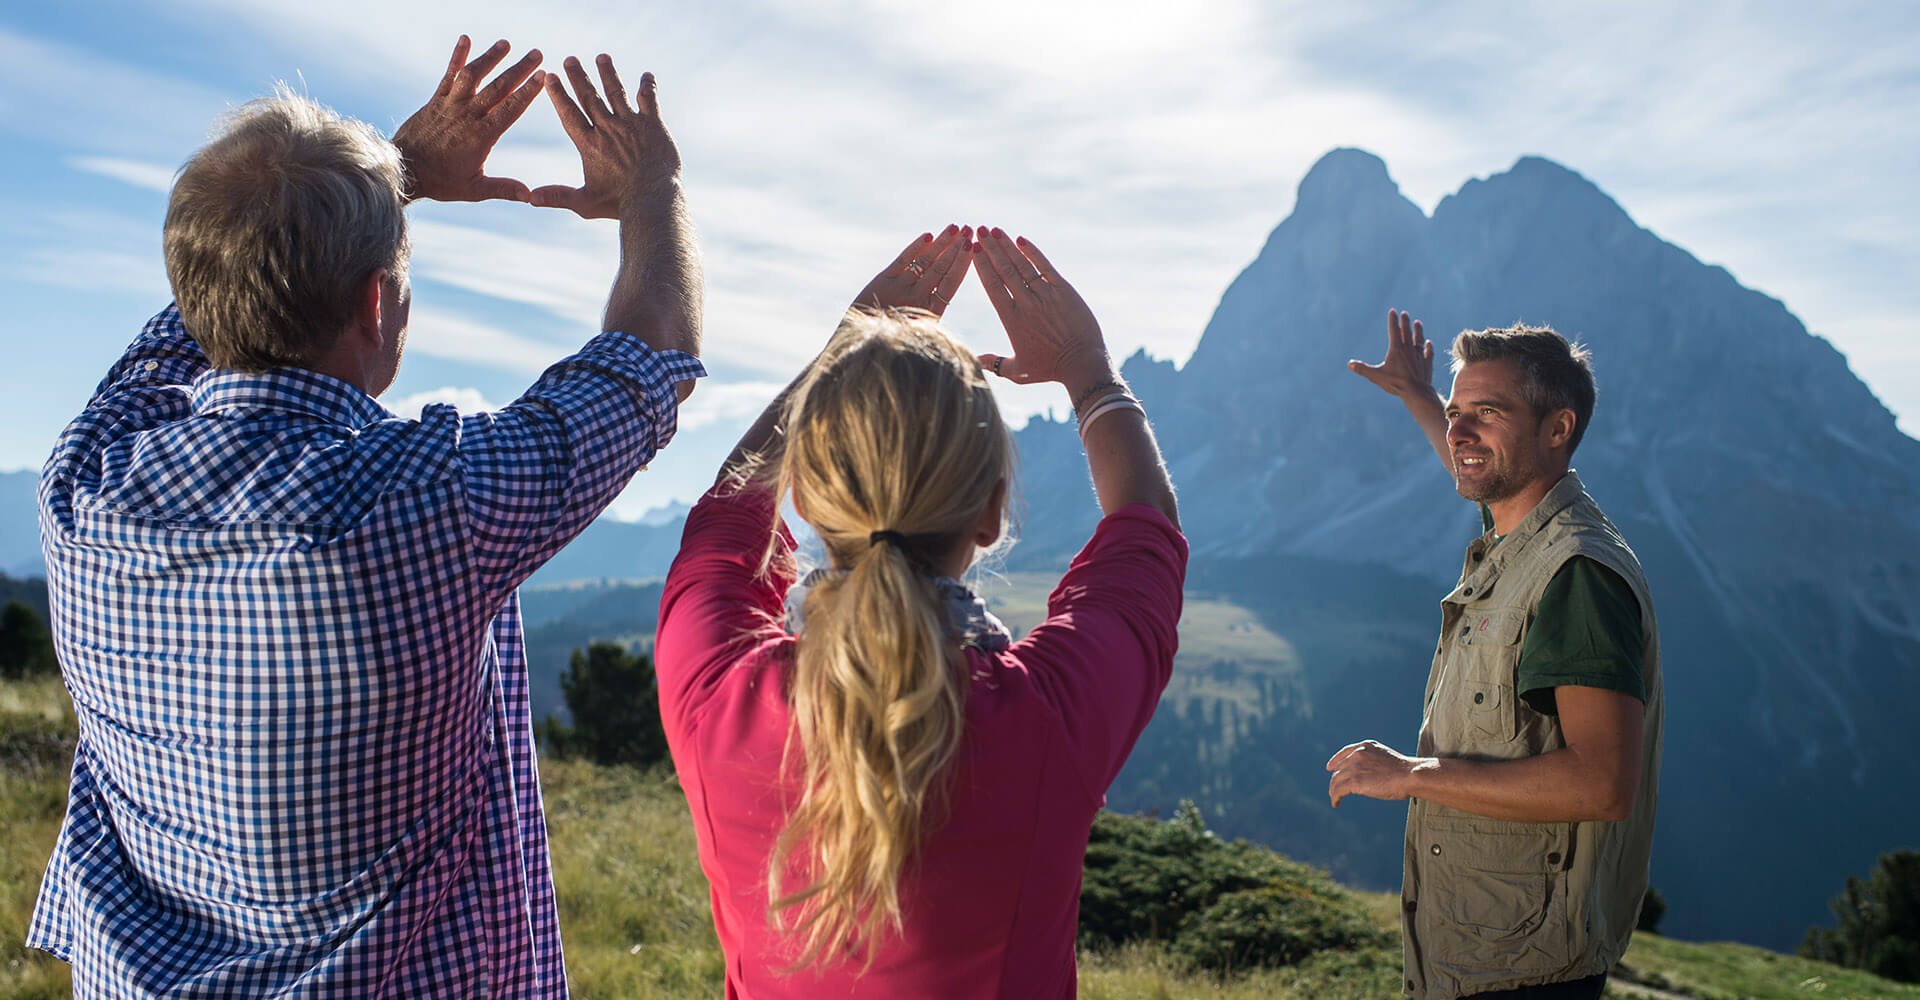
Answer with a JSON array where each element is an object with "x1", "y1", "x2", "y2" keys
[{"x1": 766, "y1": 308, "x2": 1014, "y2": 968}]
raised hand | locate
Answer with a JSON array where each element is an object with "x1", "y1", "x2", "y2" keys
[
  {"x1": 971, "y1": 228, "x2": 1112, "y2": 395},
  {"x1": 393, "y1": 36, "x2": 545, "y2": 204},
  {"x1": 532, "y1": 54, "x2": 680, "y2": 220},
  {"x1": 852, "y1": 226, "x2": 972, "y2": 317},
  {"x1": 1349, "y1": 308, "x2": 1436, "y2": 399}
]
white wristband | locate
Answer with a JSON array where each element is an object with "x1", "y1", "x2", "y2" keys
[{"x1": 1078, "y1": 397, "x2": 1144, "y2": 438}]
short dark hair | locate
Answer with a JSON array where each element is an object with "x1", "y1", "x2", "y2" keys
[
  {"x1": 1450, "y1": 325, "x2": 1597, "y2": 454},
  {"x1": 163, "y1": 90, "x2": 409, "y2": 371}
]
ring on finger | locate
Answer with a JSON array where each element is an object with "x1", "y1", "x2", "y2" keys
[
  {"x1": 993, "y1": 356, "x2": 1004, "y2": 375},
  {"x1": 931, "y1": 288, "x2": 950, "y2": 305},
  {"x1": 906, "y1": 261, "x2": 927, "y2": 278},
  {"x1": 1022, "y1": 275, "x2": 1044, "y2": 289}
]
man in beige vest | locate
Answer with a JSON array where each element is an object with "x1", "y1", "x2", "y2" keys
[{"x1": 1327, "y1": 311, "x2": 1663, "y2": 1000}]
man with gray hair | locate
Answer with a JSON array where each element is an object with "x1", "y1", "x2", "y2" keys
[
  {"x1": 28, "y1": 37, "x2": 702, "y2": 996},
  {"x1": 1327, "y1": 311, "x2": 1662, "y2": 1000}
]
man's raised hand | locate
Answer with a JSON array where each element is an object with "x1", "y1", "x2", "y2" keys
[
  {"x1": 394, "y1": 36, "x2": 545, "y2": 204},
  {"x1": 852, "y1": 226, "x2": 972, "y2": 317},
  {"x1": 533, "y1": 55, "x2": 680, "y2": 220},
  {"x1": 1349, "y1": 308, "x2": 1436, "y2": 399}
]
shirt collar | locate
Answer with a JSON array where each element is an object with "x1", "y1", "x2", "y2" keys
[{"x1": 190, "y1": 367, "x2": 395, "y2": 429}]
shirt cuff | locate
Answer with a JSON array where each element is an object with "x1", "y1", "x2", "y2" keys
[{"x1": 582, "y1": 331, "x2": 707, "y2": 450}]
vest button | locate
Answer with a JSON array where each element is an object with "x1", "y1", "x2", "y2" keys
[
  {"x1": 1408, "y1": 980, "x2": 1418, "y2": 991},
  {"x1": 1403, "y1": 898, "x2": 1417, "y2": 912},
  {"x1": 1473, "y1": 691, "x2": 1485, "y2": 704},
  {"x1": 1548, "y1": 851, "x2": 1562, "y2": 866},
  {"x1": 1464, "y1": 586, "x2": 1474, "y2": 596},
  {"x1": 1430, "y1": 844, "x2": 1442, "y2": 856},
  {"x1": 1459, "y1": 627, "x2": 1471, "y2": 639}
]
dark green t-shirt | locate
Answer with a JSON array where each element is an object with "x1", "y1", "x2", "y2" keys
[{"x1": 1484, "y1": 506, "x2": 1645, "y2": 715}]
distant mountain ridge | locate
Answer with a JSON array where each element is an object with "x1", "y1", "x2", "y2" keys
[{"x1": 1008, "y1": 148, "x2": 1920, "y2": 949}]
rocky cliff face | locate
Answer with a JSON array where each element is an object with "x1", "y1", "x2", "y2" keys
[{"x1": 1013, "y1": 149, "x2": 1920, "y2": 948}]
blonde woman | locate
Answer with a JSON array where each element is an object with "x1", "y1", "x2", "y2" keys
[{"x1": 655, "y1": 225, "x2": 1184, "y2": 997}]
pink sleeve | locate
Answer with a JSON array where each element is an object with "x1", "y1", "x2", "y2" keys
[
  {"x1": 1012, "y1": 504, "x2": 1188, "y2": 798},
  {"x1": 655, "y1": 484, "x2": 796, "y2": 723}
]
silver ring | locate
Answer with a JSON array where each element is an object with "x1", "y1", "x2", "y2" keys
[
  {"x1": 1022, "y1": 275, "x2": 1044, "y2": 289},
  {"x1": 931, "y1": 288, "x2": 950, "y2": 305},
  {"x1": 992, "y1": 356, "x2": 1004, "y2": 375},
  {"x1": 907, "y1": 261, "x2": 927, "y2": 278}
]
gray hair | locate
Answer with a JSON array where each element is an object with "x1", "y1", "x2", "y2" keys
[
  {"x1": 1450, "y1": 324, "x2": 1598, "y2": 455},
  {"x1": 163, "y1": 88, "x2": 410, "y2": 371}
]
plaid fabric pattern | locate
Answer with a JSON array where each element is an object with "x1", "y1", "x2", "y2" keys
[{"x1": 28, "y1": 304, "x2": 703, "y2": 998}]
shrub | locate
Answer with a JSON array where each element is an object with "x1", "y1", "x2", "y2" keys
[
  {"x1": 1175, "y1": 883, "x2": 1391, "y2": 972},
  {"x1": 1080, "y1": 802, "x2": 1391, "y2": 975},
  {"x1": 1800, "y1": 849, "x2": 1920, "y2": 983},
  {"x1": 538, "y1": 641, "x2": 669, "y2": 769},
  {"x1": 1638, "y1": 885, "x2": 1667, "y2": 934},
  {"x1": 0, "y1": 601, "x2": 57, "y2": 679}
]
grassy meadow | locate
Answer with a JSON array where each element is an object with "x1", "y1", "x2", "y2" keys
[{"x1": 5, "y1": 675, "x2": 1918, "y2": 999}]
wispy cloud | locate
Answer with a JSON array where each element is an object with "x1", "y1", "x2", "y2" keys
[
  {"x1": 0, "y1": 26, "x2": 231, "y2": 157},
  {"x1": 4, "y1": 1, "x2": 1916, "y2": 478},
  {"x1": 382, "y1": 385, "x2": 503, "y2": 417},
  {"x1": 676, "y1": 379, "x2": 785, "y2": 434},
  {"x1": 69, "y1": 156, "x2": 175, "y2": 193},
  {"x1": 401, "y1": 309, "x2": 581, "y2": 376}
]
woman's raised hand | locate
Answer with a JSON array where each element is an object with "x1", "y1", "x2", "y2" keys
[
  {"x1": 852, "y1": 225, "x2": 973, "y2": 317},
  {"x1": 970, "y1": 228, "x2": 1114, "y2": 395}
]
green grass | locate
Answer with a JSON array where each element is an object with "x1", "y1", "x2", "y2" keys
[
  {"x1": 1615, "y1": 933, "x2": 1920, "y2": 1000},
  {"x1": 7, "y1": 674, "x2": 1920, "y2": 999},
  {"x1": 0, "y1": 674, "x2": 77, "y2": 999}
]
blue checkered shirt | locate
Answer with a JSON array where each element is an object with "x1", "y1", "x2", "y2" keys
[{"x1": 28, "y1": 305, "x2": 704, "y2": 997}]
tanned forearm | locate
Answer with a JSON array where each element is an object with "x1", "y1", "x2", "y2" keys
[
  {"x1": 605, "y1": 180, "x2": 703, "y2": 363},
  {"x1": 1403, "y1": 387, "x2": 1451, "y2": 474},
  {"x1": 1404, "y1": 744, "x2": 1637, "y2": 823},
  {"x1": 1064, "y1": 361, "x2": 1180, "y2": 529}
]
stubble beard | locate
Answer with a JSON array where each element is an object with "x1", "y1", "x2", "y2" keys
[{"x1": 1453, "y1": 457, "x2": 1526, "y2": 505}]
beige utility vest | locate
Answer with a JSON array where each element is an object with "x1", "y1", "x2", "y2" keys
[{"x1": 1400, "y1": 472, "x2": 1663, "y2": 999}]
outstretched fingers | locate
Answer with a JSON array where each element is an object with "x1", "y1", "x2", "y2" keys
[
  {"x1": 595, "y1": 54, "x2": 630, "y2": 117},
  {"x1": 1013, "y1": 234, "x2": 1063, "y2": 287},
  {"x1": 563, "y1": 55, "x2": 615, "y2": 125},
  {"x1": 456, "y1": 39, "x2": 514, "y2": 96},
  {"x1": 484, "y1": 70, "x2": 547, "y2": 134},
  {"x1": 436, "y1": 36, "x2": 472, "y2": 98},
  {"x1": 475, "y1": 48, "x2": 544, "y2": 112},
  {"x1": 980, "y1": 227, "x2": 1042, "y2": 293},
  {"x1": 971, "y1": 232, "x2": 1019, "y2": 320},
  {"x1": 927, "y1": 225, "x2": 973, "y2": 301},
  {"x1": 635, "y1": 72, "x2": 661, "y2": 118},
  {"x1": 544, "y1": 72, "x2": 593, "y2": 144}
]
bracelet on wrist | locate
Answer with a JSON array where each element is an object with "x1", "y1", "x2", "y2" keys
[
  {"x1": 1070, "y1": 377, "x2": 1128, "y2": 414},
  {"x1": 1077, "y1": 395, "x2": 1145, "y2": 439}
]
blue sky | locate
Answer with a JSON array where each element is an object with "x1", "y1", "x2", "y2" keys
[{"x1": 3, "y1": 2, "x2": 1915, "y2": 516}]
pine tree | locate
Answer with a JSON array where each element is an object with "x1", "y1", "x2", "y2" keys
[{"x1": 1800, "y1": 850, "x2": 1920, "y2": 983}]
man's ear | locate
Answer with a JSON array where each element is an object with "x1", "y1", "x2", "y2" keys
[
  {"x1": 974, "y1": 477, "x2": 1009, "y2": 548},
  {"x1": 1543, "y1": 407, "x2": 1577, "y2": 452},
  {"x1": 350, "y1": 268, "x2": 389, "y2": 354}
]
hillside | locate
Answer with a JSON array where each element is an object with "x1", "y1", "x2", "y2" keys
[{"x1": 7, "y1": 677, "x2": 1918, "y2": 999}]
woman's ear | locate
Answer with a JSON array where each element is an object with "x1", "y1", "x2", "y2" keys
[{"x1": 973, "y1": 477, "x2": 1008, "y2": 548}]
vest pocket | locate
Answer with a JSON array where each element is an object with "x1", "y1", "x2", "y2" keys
[
  {"x1": 1462, "y1": 680, "x2": 1514, "y2": 742},
  {"x1": 1418, "y1": 817, "x2": 1571, "y2": 977}
]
